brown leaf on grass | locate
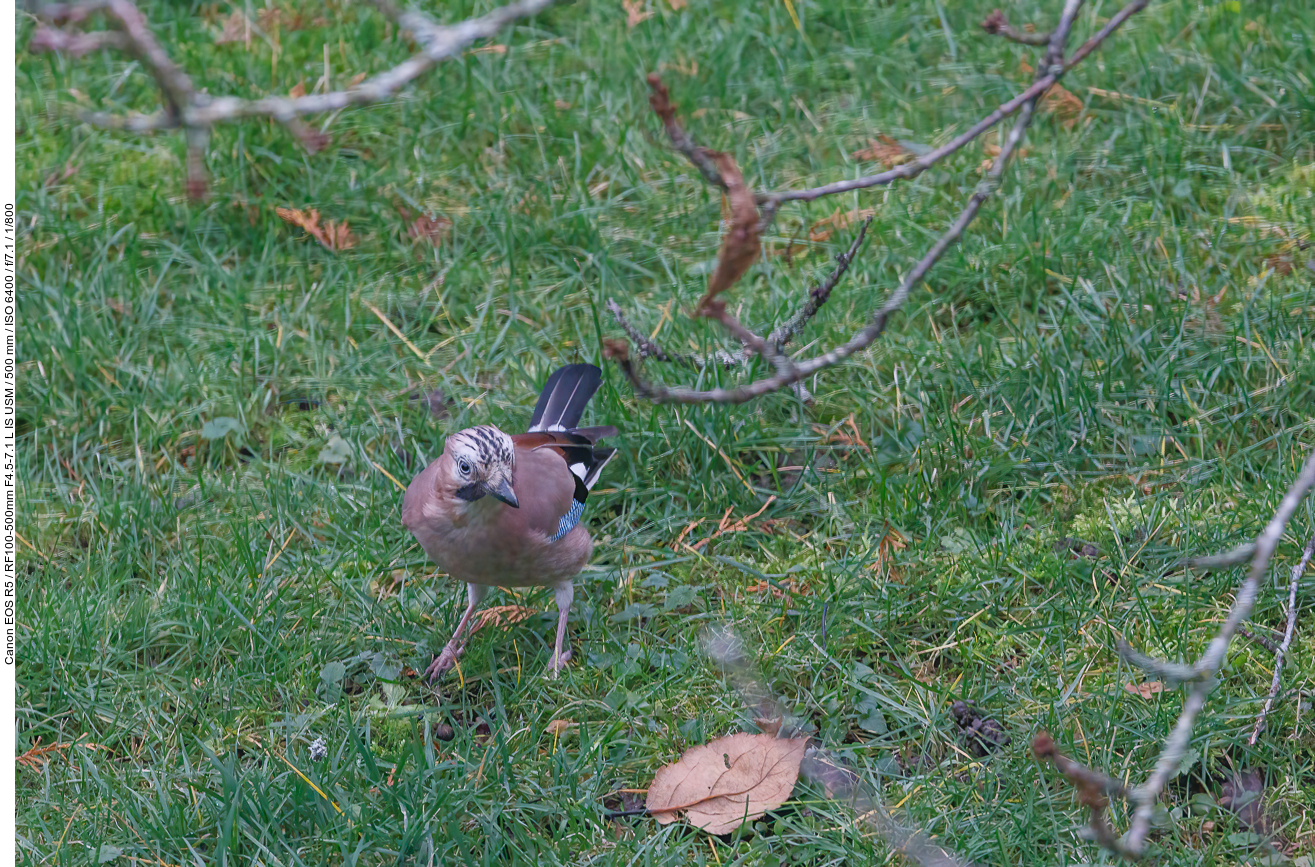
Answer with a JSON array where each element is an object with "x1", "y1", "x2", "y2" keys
[
  {"x1": 689, "y1": 496, "x2": 776, "y2": 551},
  {"x1": 695, "y1": 152, "x2": 760, "y2": 315},
  {"x1": 808, "y1": 207, "x2": 875, "y2": 243},
  {"x1": 647, "y1": 732, "x2": 808, "y2": 834},
  {"x1": 852, "y1": 134, "x2": 912, "y2": 167},
  {"x1": 554, "y1": 99, "x2": 572, "y2": 110},
  {"x1": 349, "y1": 71, "x2": 368, "y2": 89},
  {"x1": 1041, "y1": 83, "x2": 1083, "y2": 122},
  {"x1": 1123, "y1": 681, "x2": 1165, "y2": 699},
  {"x1": 623, "y1": 0, "x2": 655, "y2": 27},
  {"x1": 471, "y1": 44, "x2": 508, "y2": 54},
  {"x1": 214, "y1": 10, "x2": 251, "y2": 44},
  {"x1": 545, "y1": 719, "x2": 576, "y2": 736},
  {"x1": 43, "y1": 162, "x2": 78, "y2": 188},
  {"x1": 288, "y1": 80, "x2": 307, "y2": 98},
  {"x1": 666, "y1": 0, "x2": 688, "y2": 7},
  {"x1": 469, "y1": 604, "x2": 538, "y2": 635},
  {"x1": 275, "y1": 207, "x2": 356, "y2": 252},
  {"x1": 408, "y1": 214, "x2": 453, "y2": 246}
]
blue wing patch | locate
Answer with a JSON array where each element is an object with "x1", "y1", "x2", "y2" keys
[{"x1": 549, "y1": 499, "x2": 586, "y2": 543}]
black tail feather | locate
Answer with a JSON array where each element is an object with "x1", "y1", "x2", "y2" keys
[{"x1": 528, "y1": 364, "x2": 603, "y2": 433}]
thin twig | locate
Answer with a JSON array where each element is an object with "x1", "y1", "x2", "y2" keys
[
  {"x1": 1238, "y1": 626, "x2": 1281, "y2": 654},
  {"x1": 1249, "y1": 531, "x2": 1315, "y2": 745},
  {"x1": 29, "y1": 0, "x2": 558, "y2": 196},
  {"x1": 767, "y1": 217, "x2": 873, "y2": 350},
  {"x1": 1033, "y1": 732, "x2": 1137, "y2": 856}
]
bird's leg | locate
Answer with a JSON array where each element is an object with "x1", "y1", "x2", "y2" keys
[
  {"x1": 427, "y1": 582, "x2": 490, "y2": 682},
  {"x1": 547, "y1": 580, "x2": 575, "y2": 674}
]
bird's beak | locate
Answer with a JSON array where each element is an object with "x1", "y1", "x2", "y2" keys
[{"x1": 485, "y1": 478, "x2": 519, "y2": 508}]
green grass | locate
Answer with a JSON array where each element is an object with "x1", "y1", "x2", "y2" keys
[{"x1": 15, "y1": 0, "x2": 1315, "y2": 863}]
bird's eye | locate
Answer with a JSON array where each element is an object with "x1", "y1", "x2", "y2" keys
[{"x1": 458, "y1": 459, "x2": 472, "y2": 476}]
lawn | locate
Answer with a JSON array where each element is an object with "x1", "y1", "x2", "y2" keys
[{"x1": 14, "y1": 0, "x2": 1315, "y2": 864}]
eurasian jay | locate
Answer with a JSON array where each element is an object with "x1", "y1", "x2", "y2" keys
[{"x1": 402, "y1": 364, "x2": 617, "y2": 678}]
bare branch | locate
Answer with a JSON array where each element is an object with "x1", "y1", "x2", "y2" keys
[
  {"x1": 1249, "y1": 531, "x2": 1315, "y2": 744},
  {"x1": 29, "y1": 0, "x2": 558, "y2": 196},
  {"x1": 620, "y1": 73, "x2": 1042, "y2": 405},
  {"x1": 610, "y1": 0, "x2": 1151, "y2": 404},
  {"x1": 980, "y1": 9, "x2": 1052, "y2": 45},
  {"x1": 1047, "y1": 450, "x2": 1315, "y2": 859}
]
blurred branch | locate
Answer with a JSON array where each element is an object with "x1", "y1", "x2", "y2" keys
[
  {"x1": 1045, "y1": 451, "x2": 1315, "y2": 859},
  {"x1": 703, "y1": 626, "x2": 975, "y2": 867},
  {"x1": 28, "y1": 0, "x2": 557, "y2": 197},
  {"x1": 609, "y1": 0, "x2": 1151, "y2": 404}
]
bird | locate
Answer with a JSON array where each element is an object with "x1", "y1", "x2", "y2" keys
[{"x1": 402, "y1": 364, "x2": 617, "y2": 679}]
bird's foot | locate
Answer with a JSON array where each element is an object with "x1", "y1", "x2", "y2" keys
[
  {"x1": 546, "y1": 648, "x2": 572, "y2": 676},
  {"x1": 425, "y1": 642, "x2": 463, "y2": 682}
]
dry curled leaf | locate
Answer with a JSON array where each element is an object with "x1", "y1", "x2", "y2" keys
[
  {"x1": 852, "y1": 134, "x2": 912, "y2": 167},
  {"x1": 214, "y1": 10, "x2": 250, "y2": 45},
  {"x1": 808, "y1": 207, "x2": 874, "y2": 243},
  {"x1": 696, "y1": 152, "x2": 760, "y2": 315},
  {"x1": 545, "y1": 719, "x2": 576, "y2": 736},
  {"x1": 470, "y1": 604, "x2": 538, "y2": 635},
  {"x1": 666, "y1": 0, "x2": 688, "y2": 7},
  {"x1": 623, "y1": 0, "x2": 655, "y2": 27},
  {"x1": 647, "y1": 732, "x2": 807, "y2": 834},
  {"x1": 1123, "y1": 681, "x2": 1165, "y2": 699},
  {"x1": 408, "y1": 213, "x2": 453, "y2": 247},
  {"x1": 276, "y1": 207, "x2": 356, "y2": 252},
  {"x1": 288, "y1": 80, "x2": 307, "y2": 98}
]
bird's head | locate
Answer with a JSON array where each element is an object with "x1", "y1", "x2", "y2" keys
[{"x1": 443, "y1": 425, "x2": 519, "y2": 508}]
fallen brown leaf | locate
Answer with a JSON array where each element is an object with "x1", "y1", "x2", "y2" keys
[
  {"x1": 808, "y1": 207, "x2": 874, "y2": 243},
  {"x1": 348, "y1": 71, "x2": 368, "y2": 89},
  {"x1": 288, "y1": 80, "x2": 307, "y2": 98},
  {"x1": 1123, "y1": 681, "x2": 1165, "y2": 699},
  {"x1": 470, "y1": 604, "x2": 538, "y2": 635},
  {"x1": 545, "y1": 719, "x2": 576, "y2": 736},
  {"x1": 275, "y1": 207, "x2": 356, "y2": 252},
  {"x1": 696, "y1": 151, "x2": 760, "y2": 315},
  {"x1": 471, "y1": 44, "x2": 507, "y2": 54},
  {"x1": 1041, "y1": 82, "x2": 1083, "y2": 121},
  {"x1": 647, "y1": 732, "x2": 808, "y2": 834},
  {"x1": 554, "y1": 99, "x2": 572, "y2": 110},
  {"x1": 623, "y1": 0, "x2": 655, "y2": 27},
  {"x1": 689, "y1": 496, "x2": 776, "y2": 551},
  {"x1": 852, "y1": 134, "x2": 912, "y2": 167},
  {"x1": 408, "y1": 213, "x2": 453, "y2": 247},
  {"x1": 214, "y1": 10, "x2": 250, "y2": 45},
  {"x1": 666, "y1": 0, "x2": 688, "y2": 7}
]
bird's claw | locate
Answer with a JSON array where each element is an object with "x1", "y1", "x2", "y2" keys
[
  {"x1": 546, "y1": 648, "x2": 572, "y2": 676},
  {"x1": 426, "y1": 642, "x2": 462, "y2": 682}
]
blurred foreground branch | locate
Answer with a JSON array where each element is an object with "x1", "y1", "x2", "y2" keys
[
  {"x1": 27, "y1": 0, "x2": 556, "y2": 197},
  {"x1": 703, "y1": 626, "x2": 975, "y2": 867},
  {"x1": 606, "y1": 0, "x2": 1150, "y2": 404},
  {"x1": 1038, "y1": 450, "x2": 1315, "y2": 859}
]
